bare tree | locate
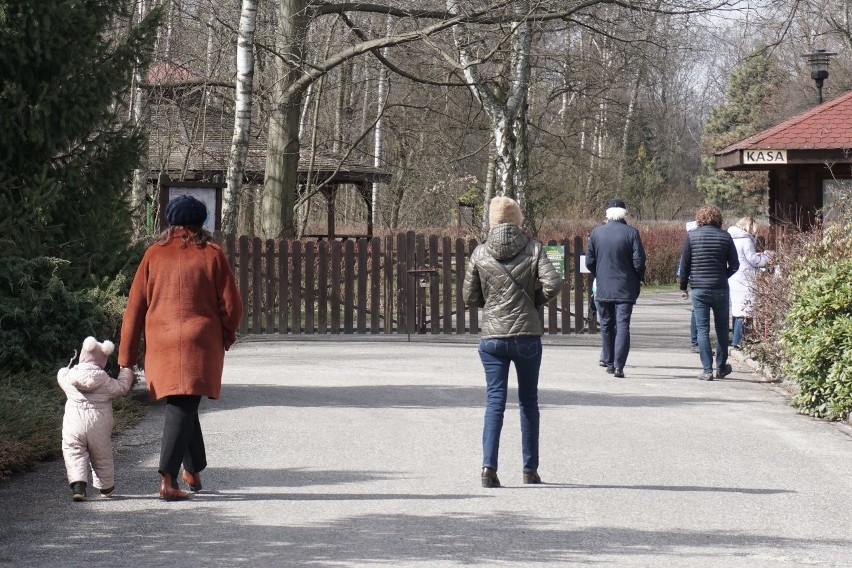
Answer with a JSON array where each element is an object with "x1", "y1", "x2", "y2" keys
[{"x1": 222, "y1": 0, "x2": 258, "y2": 234}]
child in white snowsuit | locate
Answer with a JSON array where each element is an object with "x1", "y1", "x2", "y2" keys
[{"x1": 57, "y1": 336, "x2": 134, "y2": 501}]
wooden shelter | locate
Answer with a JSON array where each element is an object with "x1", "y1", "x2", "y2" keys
[
  {"x1": 715, "y1": 90, "x2": 852, "y2": 242},
  {"x1": 144, "y1": 63, "x2": 391, "y2": 238}
]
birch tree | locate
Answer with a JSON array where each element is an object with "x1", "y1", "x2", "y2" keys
[
  {"x1": 448, "y1": 0, "x2": 532, "y2": 209},
  {"x1": 222, "y1": 0, "x2": 258, "y2": 234}
]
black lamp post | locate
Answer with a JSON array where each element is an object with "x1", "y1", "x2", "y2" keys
[{"x1": 802, "y1": 49, "x2": 837, "y2": 104}]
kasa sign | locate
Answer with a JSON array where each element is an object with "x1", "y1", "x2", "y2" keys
[{"x1": 743, "y1": 149, "x2": 787, "y2": 165}]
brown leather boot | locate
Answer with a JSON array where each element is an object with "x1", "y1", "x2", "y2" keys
[
  {"x1": 481, "y1": 467, "x2": 501, "y2": 488},
  {"x1": 181, "y1": 469, "x2": 202, "y2": 492},
  {"x1": 159, "y1": 473, "x2": 190, "y2": 501}
]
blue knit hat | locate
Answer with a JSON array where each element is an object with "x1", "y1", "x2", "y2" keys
[{"x1": 166, "y1": 195, "x2": 207, "y2": 227}]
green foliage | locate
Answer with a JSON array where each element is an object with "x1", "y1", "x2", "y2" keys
[
  {"x1": 0, "y1": 256, "x2": 128, "y2": 375},
  {"x1": 0, "y1": 0, "x2": 161, "y2": 285},
  {"x1": 695, "y1": 48, "x2": 784, "y2": 211},
  {"x1": 779, "y1": 225, "x2": 852, "y2": 419}
]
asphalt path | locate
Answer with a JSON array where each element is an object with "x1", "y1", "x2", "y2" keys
[{"x1": 2, "y1": 292, "x2": 851, "y2": 567}]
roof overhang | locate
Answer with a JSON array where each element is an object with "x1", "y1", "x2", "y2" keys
[{"x1": 715, "y1": 148, "x2": 852, "y2": 171}]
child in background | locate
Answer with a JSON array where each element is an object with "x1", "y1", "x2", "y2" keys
[{"x1": 57, "y1": 337, "x2": 134, "y2": 501}]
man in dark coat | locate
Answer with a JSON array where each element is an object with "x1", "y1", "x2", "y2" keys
[
  {"x1": 678, "y1": 204, "x2": 739, "y2": 381},
  {"x1": 586, "y1": 198, "x2": 646, "y2": 378}
]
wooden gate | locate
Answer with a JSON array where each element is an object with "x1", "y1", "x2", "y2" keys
[{"x1": 216, "y1": 231, "x2": 592, "y2": 336}]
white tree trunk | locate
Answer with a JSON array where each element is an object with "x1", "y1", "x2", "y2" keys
[
  {"x1": 130, "y1": 0, "x2": 150, "y2": 237},
  {"x1": 223, "y1": 0, "x2": 258, "y2": 235},
  {"x1": 448, "y1": 0, "x2": 531, "y2": 204},
  {"x1": 372, "y1": 16, "x2": 392, "y2": 227},
  {"x1": 481, "y1": 144, "x2": 496, "y2": 238}
]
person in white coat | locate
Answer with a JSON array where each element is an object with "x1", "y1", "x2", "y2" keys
[
  {"x1": 727, "y1": 217, "x2": 771, "y2": 348},
  {"x1": 58, "y1": 337, "x2": 134, "y2": 501}
]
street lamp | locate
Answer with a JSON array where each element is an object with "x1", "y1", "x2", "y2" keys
[{"x1": 802, "y1": 49, "x2": 837, "y2": 104}]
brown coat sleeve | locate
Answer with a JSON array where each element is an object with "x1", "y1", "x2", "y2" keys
[
  {"x1": 214, "y1": 247, "x2": 243, "y2": 350},
  {"x1": 118, "y1": 254, "x2": 150, "y2": 368}
]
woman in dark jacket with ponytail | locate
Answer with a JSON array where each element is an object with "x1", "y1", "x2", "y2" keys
[{"x1": 462, "y1": 196, "x2": 563, "y2": 488}]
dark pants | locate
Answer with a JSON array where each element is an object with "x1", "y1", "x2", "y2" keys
[
  {"x1": 159, "y1": 395, "x2": 206, "y2": 479},
  {"x1": 598, "y1": 301, "x2": 634, "y2": 370},
  {"x1": 478, "y1": 336, "x2": 542, "y2": 472}
]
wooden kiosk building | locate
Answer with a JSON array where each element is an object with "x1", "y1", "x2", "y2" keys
[
  {"x1": 715, "y1": 90, "x2": 852, "y2": 242},
  {"x1": 145, "y1": 63, "x2": 391, "y2": 238}
]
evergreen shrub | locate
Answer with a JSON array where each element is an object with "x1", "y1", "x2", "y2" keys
[
  {"x1": 779, "y1": 225, "x2": 852, "y2": 419},
  {"x1": 0, "y1": 256, "x2": 128, "y2": 375}
]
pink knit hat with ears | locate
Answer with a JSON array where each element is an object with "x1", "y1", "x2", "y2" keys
[{"x1": 78, "y1": 336, "x2": 115, "y2": 369}]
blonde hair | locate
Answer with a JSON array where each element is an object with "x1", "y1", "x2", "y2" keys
[{"x1": 735, "y1": 216, "x2": 756, "y2": 235}]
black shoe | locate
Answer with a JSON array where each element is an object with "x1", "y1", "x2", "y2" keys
[
  {"x1": 481, "y1": 467, "x2": 500, "y2": 488},
  {"x1": 613, "y1": 368, "x2": 625, "y2": 378},
  {"x1": 690, "y1": 345, "x2": 699, "y2": 353},
  {"x1": 523, "y1": 470, "x2": 542, "y2": 484},
  {"x1": 716, "y1": 363, "x2": 733, "y2": 379},
  {"x1": 697, "y1": 372, "x2": 714, "y2": 381},
  {"x1": 598, "y1": 360, "x2": 607, "y2": 367},
  {"x1": 99, "y1": 486, "x2": 115, "y2": 498},
  {"x1": 606, "y1": 367, "x2": 615, "y2": 374},
  {"x1": 70, "y1": 481, "x2": 87, "y2": 502}
]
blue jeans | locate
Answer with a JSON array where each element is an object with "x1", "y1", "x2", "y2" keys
[
  {"x1": 598, "y1": 301, "x2": 634, "y2": 370},
  {"x1": 478, "y1": 336, "x2": 542, "y2": 472},
  {"x1": 691, "y1": 288, "x2": 729, "y2": 373},
  {"x1": 690, "y1": 310, "x2": 698, "y2": 347},
  {"x1": 732, "y1": 317, "x2": 744, "y2": 346}
]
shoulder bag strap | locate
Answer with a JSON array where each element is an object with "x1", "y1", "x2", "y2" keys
[{"x1": 495, "y1": 256, "x2": 537, "y2": 310}]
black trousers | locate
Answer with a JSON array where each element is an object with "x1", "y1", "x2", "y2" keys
[{"x1": 159, "y1": 395, "x2": 207, "y2": 478}]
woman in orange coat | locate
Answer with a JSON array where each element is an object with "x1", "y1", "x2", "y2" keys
[{"x1": 119, "y1": 194, "x2": 243, "y2": 500}]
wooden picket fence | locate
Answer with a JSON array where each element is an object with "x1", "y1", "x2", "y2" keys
[{"x1": 214, "y1": 231, "x2": 594, "y2": 336}]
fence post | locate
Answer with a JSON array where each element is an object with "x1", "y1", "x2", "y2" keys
[
  {"x1": 304, "y1": 241, "x2": 315, "y2": 334},
  {"x1": 357, "y1": 238, "x2": 367, "y2": 334},
  {"x1": 384, "y1": 235, "x2": 394, "y2": 333},
  {"x1": 396, "y1": 233, "x2": 407, "y2": 334},
  {"x1": 561, "y1": 237, "x2": 571, "y2": 334},
  {"x1": 317, "y1": 241, "x2": 328, "y2": 334},
  {"x1": 573, "y1": 235, "x2": 584, "y2": 333},
  {"x1": 330, "y1": 241, "x2": 341, "y2": 334},
  {"x1": 442, "y1": 236, "x2": 452, "y2": 335},
  {"x1": 370, "y1": 237, "x2": 381, "y2": 334},
  {"x1": 455, "y1": 237, "x2": 465, "y2": 334},
  {"x1": 290, "y1": 241, "x2": 302, "y2": 335},
  {"x1": 238, "y1": 236, "x2": 249, "y2": 335},
  {"x1": 406, "y1": 231, "x2": 416, "y2": 334},
  {"x1": 344, "y1": 239, "x2": 355, "y2": 334},
  {"x1": 468, "y1": 239, "x2": 478, "y2": 334},
  {"x1": 264, "y1": 240, "x2": 276, "y2": 333},
  {"x1": 278, "y1": 239, "x2": 289, "y2": 334}
]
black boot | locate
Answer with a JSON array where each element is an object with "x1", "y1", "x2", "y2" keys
[{"x1": 70, "y1": 481, "x2": 87, "y2": 502}]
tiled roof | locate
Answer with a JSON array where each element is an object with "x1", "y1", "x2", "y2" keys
[{"x1": 719, "y1": 90, "x2": 852, "y2": 153}]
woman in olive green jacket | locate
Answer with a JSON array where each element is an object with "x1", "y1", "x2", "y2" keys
[{"x1": 462, "y1": 196, "x2": 562, "y2": 488}]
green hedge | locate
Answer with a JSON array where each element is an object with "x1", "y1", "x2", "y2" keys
[{"x1": 780, "y1": 226, "x2": 852, "y2": 419}]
